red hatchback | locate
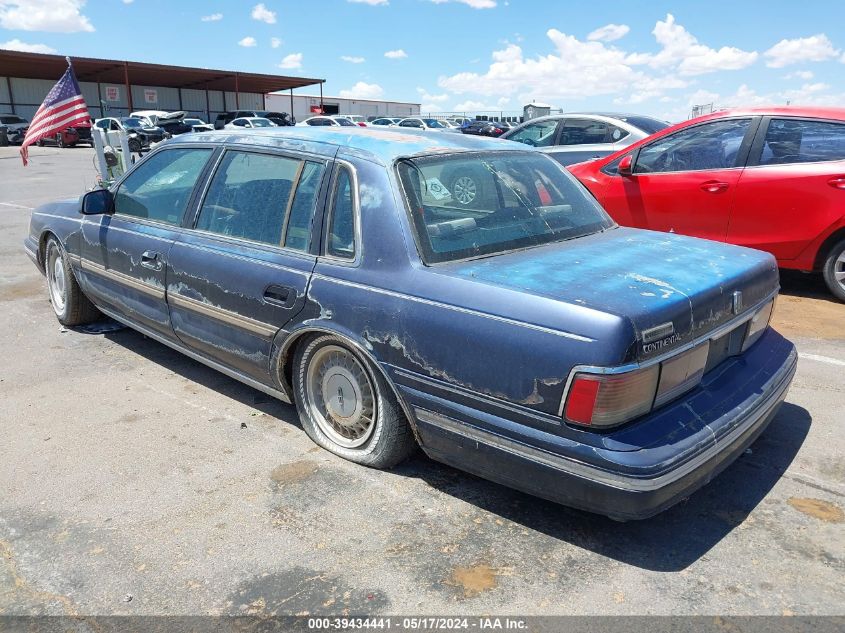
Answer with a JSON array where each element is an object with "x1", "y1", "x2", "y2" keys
[{"x1": 568, "y1": 107, "x2": 845, "y2": 301}]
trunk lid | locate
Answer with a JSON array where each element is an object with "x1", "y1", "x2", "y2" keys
[{"x1": 441, "y1": 227, "x2": 778, "y2": 362}]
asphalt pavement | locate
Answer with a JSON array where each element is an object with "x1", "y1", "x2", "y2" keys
[{"x1": 0, "y1": 145, "x2": 843, "y2": 617}]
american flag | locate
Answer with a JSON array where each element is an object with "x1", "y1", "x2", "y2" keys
[{"x1": 20, "y1": 59, "x2": 91, "y2": 166}]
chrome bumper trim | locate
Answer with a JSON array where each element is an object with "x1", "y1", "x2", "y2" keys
[{"x1": 415, "y1": 347, "x2": 796, "y2": 493}]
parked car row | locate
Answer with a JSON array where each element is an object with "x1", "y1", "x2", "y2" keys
[{"x1": 213, "y1": 110, "x2": 294, "y2": 129}]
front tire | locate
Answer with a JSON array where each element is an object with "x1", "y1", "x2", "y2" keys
[
  {"x1": 45, "y1": 237, "x2": 100, "y2": 326},
  {"x1": 293, "y1": 335, "x2": 416, "y2": 468},
  {"x1": 128, "y1": 138, "x2": 142, "y2": 153},
  {"x1": 56, "y1": 134, "x2": 65, "y2": 148},
  {"x1": 822, "y1": 238, "x2": 845, "y2": 302}
]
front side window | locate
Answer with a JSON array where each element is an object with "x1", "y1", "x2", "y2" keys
[
  {"x1": 634, "y1": 119, "x2": 751, "y2": 174},
  {"x1": 326, "y1": 167, "x2": 356, "y2": 259},
  {"x1": 400, "y1": 119, "x2": 423, "y2": 128},
  {"x1": 424, "y1": 119, "x2": 446, "y2": 128},
  {"x1": 760, "y1": 119, "x2": 845, "y2": 165},
  {"x1": 397, "y1": 151, "x2": 614, "y2": 264},
  {"x1": 114, "y1": 148, "x2": 212, "y2": 224},
  {"x1": 506, "y1": 120, "x2": 558, "y2": 147},
  {"x1": 196, "y1": 151, "x2": 319, "y2": 247}
]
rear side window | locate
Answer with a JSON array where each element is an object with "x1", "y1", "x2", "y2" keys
[
  {"x1": 114, "y1": 148, "x2": 212, "y2": 224},
  {"x1": 634, "y1": 119, "x2": 750, "y2": 173},
  {"x1": 558, "y1": 119, "x2": 613, "y2": 146},
  {"x1": 196, "y1": 151, "x2": 322, "y2": 248},
  {"x1": 326, "y1": 166, "x2": 356, "y2": 259},
  {"x1": 760, "y1": 119, "x2": 845, "y2": 165}
]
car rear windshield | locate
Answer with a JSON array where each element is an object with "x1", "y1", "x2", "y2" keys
[
  {"x1": 397, "y1": 151, "x2": 614, "y2": 264},
  {"x1": 335, "y1": 118, "x2": 356, "y2": 127},
  {"x1": 0, "y1": 115, "x2": 26, "y2": 124},
  {"x1": 619, "y1": 115, "x2": 670, "y2": 135}
]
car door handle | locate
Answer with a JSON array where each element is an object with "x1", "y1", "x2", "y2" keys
[
  {"x1": 700, "y1": 181, "x2": 729, "y2": 194},
  {"x1": 263, "y1": 285, "x2": 294, "y2": 307},
  {"x1": 827, "y1": 176, "x2": 845, "y2": 190},
  {"x1": 140, "y1": 250, "x2": 163, "y2": 271}
]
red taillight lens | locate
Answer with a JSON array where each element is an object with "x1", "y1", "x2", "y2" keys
[
  {"x1": 357, "y1": 122, "x2": 367, "y2": 127},
  {"x1": 564, "y1": 365, "x2": 659, "y2": 428}
]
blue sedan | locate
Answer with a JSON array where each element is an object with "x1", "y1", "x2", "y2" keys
[{"x1": 24, "y1": 127, "x2": 797, "y2": 520}]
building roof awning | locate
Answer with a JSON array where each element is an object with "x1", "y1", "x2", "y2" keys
[{"x1": 0, "y1": 50, "x2": 323, "y2": 94}]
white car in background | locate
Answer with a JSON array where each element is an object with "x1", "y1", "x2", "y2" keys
[
  {"x1": 336, "y1": 115, "x2": 368, "y2": 127},
  {"x1": 296, "y1": 116, "x2": 357, "y2": 127},
  {"x1": 224, "y1": 117, "x2": 276, "y2": 130},
  {"x1": 369, "y1": 117, "x2": 403, "y2": 127},
  {"x1": 395, "y1": 117, "x2": 449, "y2": 131}
]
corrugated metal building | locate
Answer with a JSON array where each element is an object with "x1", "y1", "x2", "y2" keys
[
  {"x1": 266, "y1": 92, "x2": 420, "y2": 121},
  {"x1": 0, "y1": 50, "x2": 323, "y2": 122}
]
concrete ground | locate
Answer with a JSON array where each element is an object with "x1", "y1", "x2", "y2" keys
[{"x1": 0, "y1": 146, "x2": 843, "y2": 616}]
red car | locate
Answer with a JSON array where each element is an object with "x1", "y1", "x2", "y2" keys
[
  {"x1": 568, "y1": 107, "x2": 845, "y2": 301},
  {"x1": 36, "y1": 126, "x2": 80, "y2": 148}
]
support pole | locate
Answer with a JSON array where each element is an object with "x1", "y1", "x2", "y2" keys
[
  {"x1": 123, "y1": 62, "x2": 133, "y2": 114},
  {"x1": 234, "y1": 73, "x2": 240, "y2": 109},
  {"x1": 205, "y1": 84, "x2": 211, "y2": 122},
  {"x1": 289, "y1": 88, "x2": 294, "y2": 121},
  {"x1": 5, "y1": 76, "x2": 15, "y2": 114},
  {"x1": 319, "y1": 82, "x2": 323, "y2": 113}
]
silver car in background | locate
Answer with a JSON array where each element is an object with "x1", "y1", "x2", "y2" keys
[{"x1": 501, "y1": 112, "x2": 670, "y2": 166}]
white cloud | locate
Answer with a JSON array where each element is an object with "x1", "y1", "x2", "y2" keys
[
  {"x1": 122, "y1": 0, "x2": 133, "y2": 4},
  {"x1": 271, "y1": 37, "x2": 282, "y2": 48},
  {"x1": 453, "y1": 99, "x2": 500, "y2": 111},
  {"x1": 439, "y1": 30, "x2": 686, "y2": 105},
  {"x1": 430, "y1": 0, "x2": 496, "y2": 8},
  {"x1": 627, "y1": 14, "x2": 758, "y2": 76},
  {"x1": 348, "y1": 0, "x2": 388, "y2": 4},
  {"x1": 238, "y1": 36, "x2": 257, "y2": 47},
  {"x1": 417, "y1": 87, "x2": 449, "y2": 102},
  {"x1": 278, "y1": 53, "x2": 302, "y2": 69},
  {"x1": 421, "y1": 103, "x2": 444, "y2": 113},
  {"x1": 384, "y1": 49, "x2": 407, "y2": 59},
  {"x1": 251, "y1": 3, "x2": 276, "y2": 24},
  {"x1": 0, "y1": 0, "x2": 94, "y2": 33},
  {"x1": 587, "y1": 23, "x2": 629, "y2": 43},
  {"x1": 339, "y1": 81, "x2": 384, "y2": 99},
  {"x1": 201, "y1": 13, "x2": 222, "y2": 21},
  {"x1": 0, "y1": 38, "x2": 56, "y2": 53},
  {"x1": 764, "y1": 34, "x2": 840, "y2": 68},
  {"x1": 341, "y1": 55, "x2": 365, "y2": 63},
  {"x1": 785, "y1": 70, "x2": 814, "y2": 80}
]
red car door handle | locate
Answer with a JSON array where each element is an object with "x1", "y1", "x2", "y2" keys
[
  {"x1": 700, "y1": 181, "x2": 729, "y2": 193},
  {"x1": 827, "y1": 177, "x2": 845, "y2": 190}
]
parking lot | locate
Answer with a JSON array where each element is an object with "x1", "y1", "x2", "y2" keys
[{"x1": 1, "y1": 145, "x2": 843, "y2": 616}]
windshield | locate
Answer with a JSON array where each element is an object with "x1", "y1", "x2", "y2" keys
[
  {"x1": 0, "y1": 115, "x2": 27, "y2": 124},
  {"x1": 251, "y1": 118, "x2": 273, "y2": 127},
  {"x1": 619, "y1": 115, "x2": 670, "y2": 135},
  {"x1": 121, "y1": 118, "x2": 145, "y2": 129},
  {"x1": 397, "y1": 151, "x2": 614, "y2": 264},
  {"x1": 335, "y1": 118, "x2": 356, "y2": 127},
  {"x1": 424, "y1": 119, "x2": 446, "y2": 128}
]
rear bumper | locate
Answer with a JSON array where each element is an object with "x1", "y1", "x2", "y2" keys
[{"x1": 410, "y1": 332, "x2": 797, "y2": 520}]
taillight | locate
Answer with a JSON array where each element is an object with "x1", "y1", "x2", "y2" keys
[
  {"x1": 742, "y1": 299, "x2": 775, "y2": 352},
  {"x1": 357, "y1": 122, "x2": 367, "y2": 127},
  {"x1": 564, "y1": 365, "x2": 659, "y2": 428},
  {"x1": 654, "y1": 342, "x2": 709, "y2": 408}
]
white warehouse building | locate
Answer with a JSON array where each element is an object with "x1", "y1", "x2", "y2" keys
[{"x1": 266, "y1": 92, "x2": 419, "y2": 122}]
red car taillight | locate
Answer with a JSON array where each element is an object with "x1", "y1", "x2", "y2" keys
[{"x1": 564, "y1": 365, "x2": 659, "y2": 428}]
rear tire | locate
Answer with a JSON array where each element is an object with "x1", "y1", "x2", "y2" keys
[
  {"x1": 822, "y1": 238, "x2": 845, "y2": 302},
  {"x1": 128, "y1": 138, "x2": 142, "y2": 153},
  {"x1": 292, "y1": 335, "x2": 416, "y2": 469},
  {"x1": 45, "y1": 236, "x2": 100, "y2": 326}
]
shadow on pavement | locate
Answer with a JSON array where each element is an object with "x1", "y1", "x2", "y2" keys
[
  {"x1": 100, "y1": 324, "x2": 810, "y2": 573},
  {"x1": 396, "y1": 401, "x2": 811, "y2": 572},
  {"x1": 779, "y1": 269, "x2": 835, "y2": 301}
]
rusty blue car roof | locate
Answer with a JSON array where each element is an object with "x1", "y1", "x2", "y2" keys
[{"x1": 168, "y1": 126, "x2": 527, "y2": 164}]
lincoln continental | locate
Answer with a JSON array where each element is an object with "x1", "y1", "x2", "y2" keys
[{"x1": 24, "y1": 127, "x2": 797, "y2": 520}]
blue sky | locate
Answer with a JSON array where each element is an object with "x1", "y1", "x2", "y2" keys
[{"x1": 2, "y1": 0, "x2": 844, "y2": 120}]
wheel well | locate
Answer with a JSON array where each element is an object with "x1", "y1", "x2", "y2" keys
[
  {"x1": 813, "y1": 228, "x2": 845, "y2": 271},
  {"x1": 37, "y1": 230, "x2": 56, "y2": 271}
]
